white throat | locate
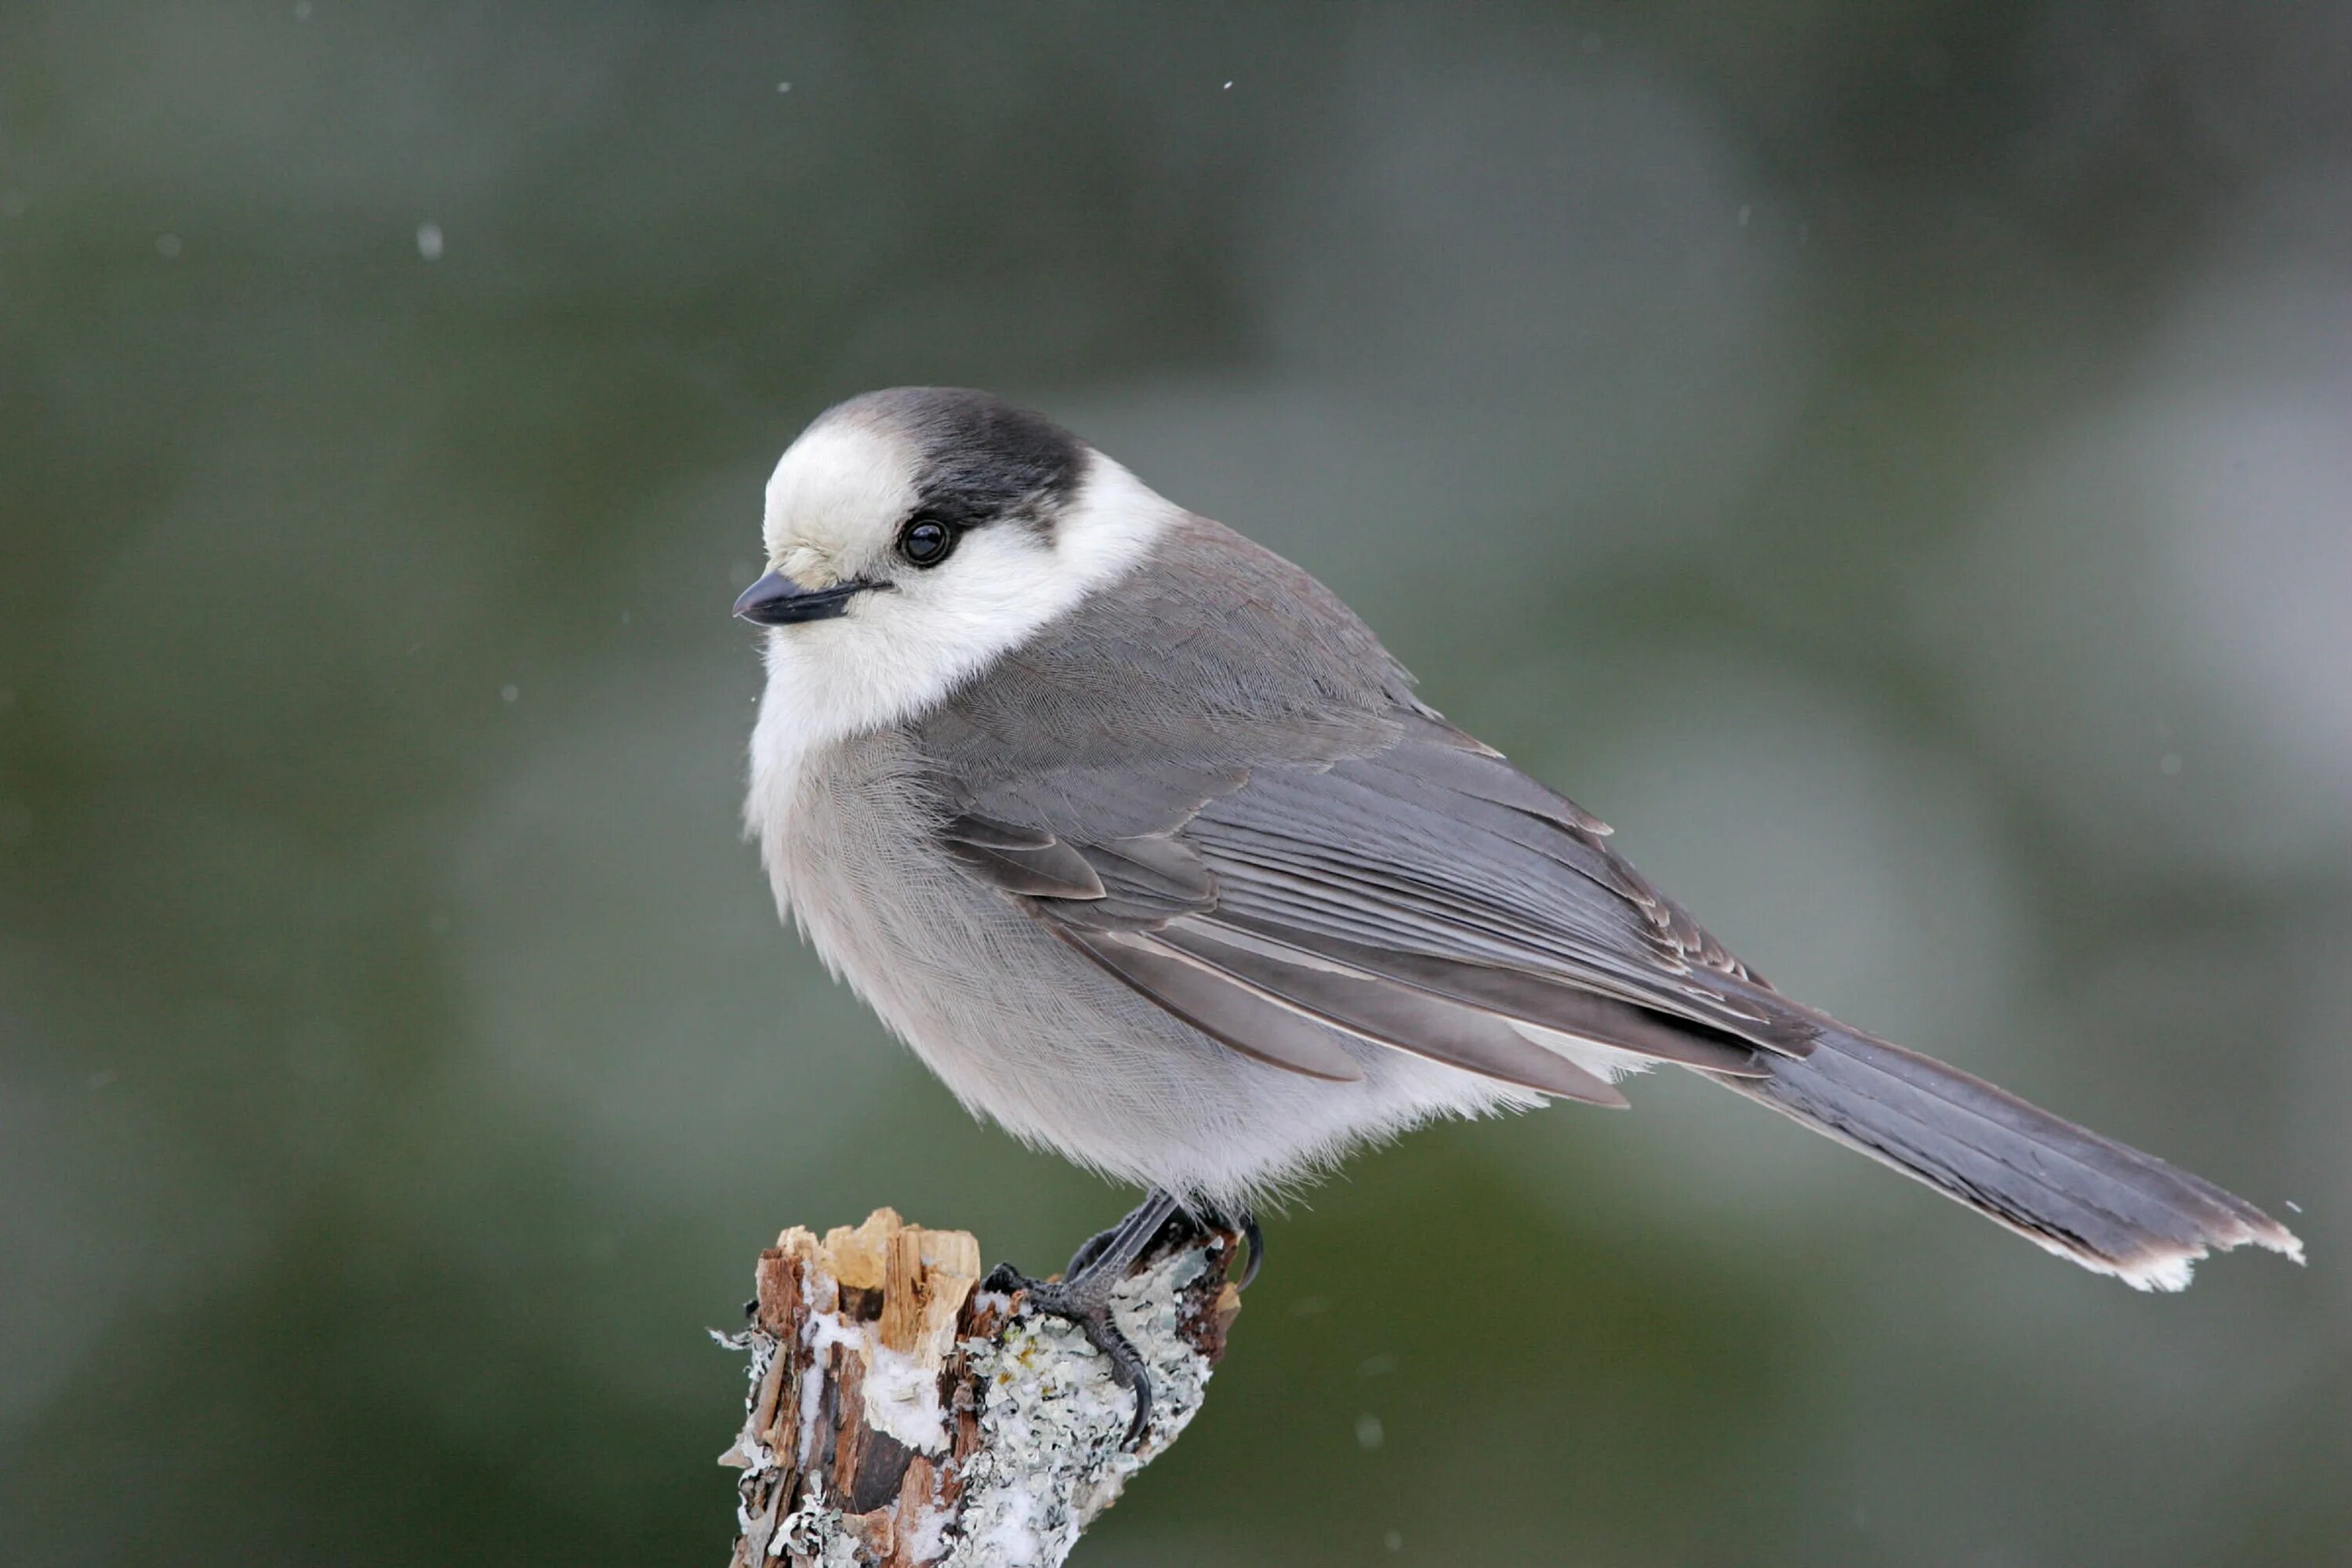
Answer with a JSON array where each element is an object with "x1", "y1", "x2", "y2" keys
[{"x1": 744, "y1": 452, "x2": 1179, "y2": 899}]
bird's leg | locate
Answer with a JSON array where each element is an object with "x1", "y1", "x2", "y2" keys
[
  {"x1": 1056, "y1": 1213, "x2": 1133, "y2": 1283},
  {"x1": 983, "y1": 1189, "x2": 1186, "y2": 1446},
  {"x1": 1047, "y1": 1197, "x2": 1264, "y2": 1292}
]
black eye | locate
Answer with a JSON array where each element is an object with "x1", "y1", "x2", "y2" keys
[{"x1": 898, "y1": 518, "x2": 955, "y2": 568}]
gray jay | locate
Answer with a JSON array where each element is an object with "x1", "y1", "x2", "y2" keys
[{"x1": 739, "y1": 387, "x2": 2300, "y2": 1437}]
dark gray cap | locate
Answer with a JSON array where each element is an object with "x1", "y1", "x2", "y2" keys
[{"x1": 819, "y1": 387, "x2": 1088, "y2": 533}]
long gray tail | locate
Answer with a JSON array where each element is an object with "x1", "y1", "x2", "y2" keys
[{"x1": 1709, "y1": 1028, "x2": 2303, "y2": 1290}]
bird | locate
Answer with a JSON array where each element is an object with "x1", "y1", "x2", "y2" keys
[{"x1": 737, "y1": 387, "x2": 2301, "y2": 1440}]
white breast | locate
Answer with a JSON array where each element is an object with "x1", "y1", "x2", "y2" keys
[{"x1": 743, "y1": 451, "x2": 1180, "y2": 914}]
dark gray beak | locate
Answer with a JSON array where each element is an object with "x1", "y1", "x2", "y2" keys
[{"x1": 732, "y1": 571, "x2": 874, "y2": 625}]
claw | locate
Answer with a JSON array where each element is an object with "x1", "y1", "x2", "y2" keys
[
  {"x1": 1236, "y1": 1211, "x2": 1265, "y2": 1290},
  {"x1": 1021, "y1": 1279, "x2": 1155, "y2": 1446},
  {"x1": 1087, "y1": 1317, "x2": 1155, "y2": 1448},
  {"x1": 982, "y1": 1261, "x2": 1035, "y2": 1296},
  {"x1": 1190, "y1": 1203, "x2": 1265, "y2": 1290}
]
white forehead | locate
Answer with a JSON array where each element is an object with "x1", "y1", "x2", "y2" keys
[
  {"x1": 762, "y1": 419, "x2": 918, "y2": 560},
  {"x1": 743, "y1": 448, "x2": 1184, "y2": 783}
]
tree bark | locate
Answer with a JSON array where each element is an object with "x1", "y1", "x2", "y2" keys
[{"x1": 717, "y1": 1207, "x2": 1243, "y2": 1567}]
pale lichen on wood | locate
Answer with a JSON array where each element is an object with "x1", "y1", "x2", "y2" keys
[{"x1": 718, "y1": 1207, "x2": 1242, "y2": 1567}]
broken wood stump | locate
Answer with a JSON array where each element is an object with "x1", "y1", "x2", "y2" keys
[{"x1": 718, "y1": 1207, "x2": 1243, "y2": 1567}]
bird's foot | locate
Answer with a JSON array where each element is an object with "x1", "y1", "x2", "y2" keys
[
  {"x1": 982, "y1": 1262, "x2": 1157, "y2": 1447},
  {"x1": 982, "y1": 1189, "x2": 1190, "y2": 1446},
  {"x1": 982, "y1": 1190, "x2": 1264, "y2": 1446}
]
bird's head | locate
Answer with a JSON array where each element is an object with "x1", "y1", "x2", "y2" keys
[{"x1": 739, "y1": 387, "x2": 1176, "y2": 736}]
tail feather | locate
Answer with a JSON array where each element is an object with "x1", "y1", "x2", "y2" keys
[{"x1": 1710, "y1": 1028, "x2": 2303, "y2": 1290}]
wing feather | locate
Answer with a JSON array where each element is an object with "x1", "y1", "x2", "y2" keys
[
  {"x1": 909, "y1": 513, "x2": 1809, "y2": 1095},
  {"x1": 1200, "y1": 915, "x2": 1770, "y2": 1076},
  {"x1": 940, "y1": 837, "x2": 1105, "y2": 899},
  {"x1": 1058, "y1": 929, "x2": 1364, "y2": 1081},
  {"x1": 1150, "y1": 923, "x2": 1629, "y2": 1104}
]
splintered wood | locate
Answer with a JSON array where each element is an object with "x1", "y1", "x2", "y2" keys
[{"x1": 719, "y1": 1207, "x2": 1242, "y2": 1568}]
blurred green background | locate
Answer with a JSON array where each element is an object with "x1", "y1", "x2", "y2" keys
[{"x1": 4, "y1": 5, "x2": 2347, "y2": 1564}]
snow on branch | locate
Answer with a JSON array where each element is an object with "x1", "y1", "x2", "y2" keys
[{"x1": 717, "y1": 1207, "x2": 1243, "y2": 1567}]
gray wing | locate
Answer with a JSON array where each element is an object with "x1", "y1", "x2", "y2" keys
[{"x1": 916, "y1": 515, "x2": 1817, "y2": 1102}]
